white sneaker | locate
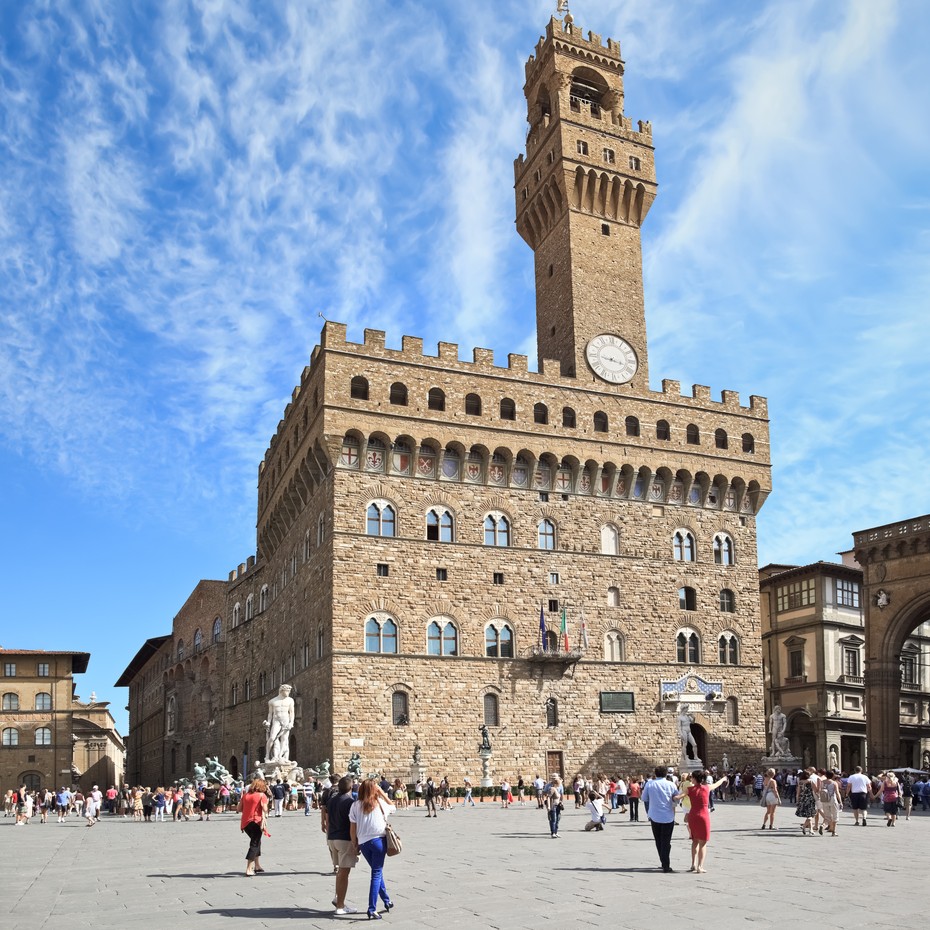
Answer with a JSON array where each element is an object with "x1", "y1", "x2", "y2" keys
[{"x1": 334, "y1": 905, "x2": 358, "y2": 915}]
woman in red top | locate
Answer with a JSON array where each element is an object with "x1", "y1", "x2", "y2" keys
[
  {"x1": 686, "y1": 770, "x2": 728, "y2": 873},
  {"x1": 238, "y1": 778, "x2": 269, "y2": 876}
]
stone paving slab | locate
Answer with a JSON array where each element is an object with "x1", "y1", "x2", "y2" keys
[{"x1": 4, "y1": 800, "x2": 927, "y2": 929}]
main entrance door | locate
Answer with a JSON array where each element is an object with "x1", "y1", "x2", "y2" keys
[{"x1": 546, "y1": 751, "x2": 564, "y2": 779}]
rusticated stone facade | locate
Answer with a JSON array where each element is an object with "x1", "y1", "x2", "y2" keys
[{"x1": 119, "y1": 14, "x2": 772, "y2": 787}]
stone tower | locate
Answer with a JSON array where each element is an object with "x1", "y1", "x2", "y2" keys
[{"x1": 515, "y1": 15, "x2": 657, "y2": 389}]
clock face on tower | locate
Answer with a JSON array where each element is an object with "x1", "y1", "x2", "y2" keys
[{"x1": 585, "y1": 334, "x2": 638, "y2": 384}]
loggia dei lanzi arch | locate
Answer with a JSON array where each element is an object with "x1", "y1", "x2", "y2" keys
[{"x1": 853, "y1": 515, "x2": 930, "y2": 771}]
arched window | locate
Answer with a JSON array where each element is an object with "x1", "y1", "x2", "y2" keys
[
  {"x1": 656, "y1": 420, "x2": 671, "y2": 441},
  {"x1": 367, "y1": 501, "x2": 396, "y2": 537},
  {"x1": 676, "y1": 629, "x2": 700, "y2": 663},
  {"x1": 244, "y1": 679, "x2": 251, "y2": 701},
  {"x1": 593, "y1": 411, "x2": 608, "y2": 433},
  {"x1": 350, "y1": 376, "x2": 369, "y2": 400},
  {"x1": 673, "y1": 530, "x2": 696, "y2": 561},
  {"x1": 177, "y1": 639, "x2": 186, "y2": 662},
  {"x1": 365, "y1": 616, "x2": 398, "y2": 654},
  {"x1": 258, "y1": 585, "x2": 268, "y2": 611},
  {"x1": 166, "y1": 695, "x2": 177, "y2": 734},
  {"x1": 465, "y1": 393, "x2": 482, "y2": 416},
  {"x1": 546, "y1": 697, "x2": 559, "y2": 728},
  {"x1": 534, "y1": 403, "x2": 548, "y2": 425},
  {"x1": 562, "y1": 407, "x2": 576, "y2": 428},
  {"x1": 713, "y1": 533, "x2": 735, "y2": 565},
  {"x1": 212, "y1": 617, "x2": 222, "y2": 644},
  {"x1": 426, "y1": 508, "x2": 454, "y2": 542},
  {"x1": 392, "y1": 691, "x2": 409, "y2": 726},
  {"x1": 538, "y1": 519, "x2": 556, "y2": 550},
  {"x1": 742, "y1": 433, "x2": 755, "y2": 454},
  {"x1": 484, "y1": 514, "x2": 511, "y2": 547},
  {"x1": 193, "y1": 629, "x2": 203, "y2": 653},
  {"x1": 485, "y1": 623, "x2": 514, "y2": 658},
  {"x1": 2, "y1": 693, "x2": 19, "y2": 710},
  {"x1": 625, "y1": 416, "x2": 640, "y2": 437},
  {"x1": 245, "y1": 595, "x2": 255, "y2": 621},
  {"x1": 389, "y1": 382, "x2": 408, "y2": 406},
  {"x1": 715, "y1": 428, "x2": 728, "y2": 449},
  {"x1": 725, "y1": 696, "x2": 739, "y2": 725},
  {"x1": 427, "y1": 620, "x2": 458, "y2": 656},
  {"x1": 35, "y1": 727, "x2": 52, "y2": 746},
  {"x1": 679, "y1": 586, "x2": 697, "y2": 611},
  {"x1": 719, "y1": 589, "x2": 736, "y2": 612},
  {"x1": 483, "y1": 692, "x2": 500, "y2": 726},
  {"x1": 600, "y1": 523, "x2": 619, "y2": 555},
  {"x1": 35, "y1": 692, "x2": 51, "y2": 711},
  {"x1": 605, "y1": 630, "x2": 624, "y2": 661},
  {"x1": 607, "y1": 586, "x2": 620, "y2": 607},
  {"x1": 428, "y1": 388, "x2": 446, "y2": 411},
  {"x1": 686, "y1": 424, "x2": 700, "y2": 445},
  {"x1": 2, "y1": 728, "x2": 19, "y2": 746},
  {"x1": 500, "y1": 398, "x2": 516, "y2": 420},
  {"x1": 718, "y1": 632, "x2": 740, "y2": 665},
  {"x1": 232, "y1": 603, "x2": 241, "y2": 628}
]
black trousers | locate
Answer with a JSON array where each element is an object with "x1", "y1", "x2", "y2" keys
[
  {"x1": 244, "y1": 821, "x2": 263, "y2": 861},
  {"x1": 650, "y1": 820, "x2": 675, "y2": 869}
]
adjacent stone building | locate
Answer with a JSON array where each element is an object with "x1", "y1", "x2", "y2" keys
[
  {"x1": 761, "y1": 520, "x2": 930, "y2": 772},
  {"x1": 1, "y1": 648, "x2": 124, "y2": 791},
  {"x1": 119, "y1": 13, "x2": 772, "y2": 786},
  {"x1": 117, "y1": 581, "x2": 227, "y2": 787}
]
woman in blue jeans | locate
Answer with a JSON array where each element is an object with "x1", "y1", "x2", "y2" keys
[
  {"x1": 544, "y1": 775, "x2": 564, "y2": 838},
  {"x1": 349, "y1": 779, "x2": 396, "y2": 919}
]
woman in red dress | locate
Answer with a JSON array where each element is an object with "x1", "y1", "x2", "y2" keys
[{"x1": 686, "y1": 770, "x2": 728, "y2": 873}]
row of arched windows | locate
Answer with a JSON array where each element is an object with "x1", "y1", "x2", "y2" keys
[
  {"x1": 1, "y1": 726, "x2": 52, "y2": 746},
  {"x1": 389, "y1": 690, "x2": 503, "y2": 727},
  {"x1": 676, "y1": 629, "x2": 741, "y2": 665},
  {"x1": 175, "y1": 618, "x2": 223, "y2": 662},
  {"x1": 340, "y1": 434, "x2": 761, "y2": 514},
  {"x1": 364, "y1": 500, "x2": 737, "y2": 565},
  {"x1": 349, "y1": 378, "x2": 756, "y2": 452},
  {"x1": 365, "y1": 615, "x2": 515, "y2": 658},
  {"x1": 361, "y1": 614, "x2": 741, "y2": 664},
  {"x1": 2, "y1": 692, "x2": 51, "y2": 711},
  {"x1": 679, "y1": 587, "x2": 738, "y2": 613}
]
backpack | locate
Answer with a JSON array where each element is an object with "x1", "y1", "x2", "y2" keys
[{"x1": 819, "y1": 783, "x2": 832, "y2": 804}]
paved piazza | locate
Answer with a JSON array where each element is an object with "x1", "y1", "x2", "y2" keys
[{"x1": 8, "y1": 798, "x2": 922, "y2": 929}]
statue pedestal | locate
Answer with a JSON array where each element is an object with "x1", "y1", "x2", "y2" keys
[
  {"x1": 678, "y1": 755, "x2": 704, "y2": 774},
  {"x1": 410, "y1": 763, "x2": 425, "y2": 784},
  {"x1": 760, "y1": 755, "x2": 802, "y2": 772},
  {"x1": 479, "y1": 748, "x2": 493, "y2": 788}
]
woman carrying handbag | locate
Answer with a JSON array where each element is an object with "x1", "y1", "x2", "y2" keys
[{"x1": 350, "y1": 779, "x2": 396, "y2": 920}]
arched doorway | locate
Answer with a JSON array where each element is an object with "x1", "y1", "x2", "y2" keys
[
  {"x1": 691, "y1": 723, "x2": 708, "y2": 764},
  {"x1": 229, "y1": 754, "x2": 239, "y2": 779}
]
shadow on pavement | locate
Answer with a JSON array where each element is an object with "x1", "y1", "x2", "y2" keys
[{"x1": 198, "y1": 908, "x2": 323, "y2": 920}]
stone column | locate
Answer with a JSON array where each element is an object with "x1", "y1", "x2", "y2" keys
[{"x1": 865, "y1": 658, "x2": 902, "y2": 771}]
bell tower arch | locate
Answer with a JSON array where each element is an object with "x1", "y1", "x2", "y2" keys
[{"x1": 514, "y1": 14, "x2": 657, "y2": 389}]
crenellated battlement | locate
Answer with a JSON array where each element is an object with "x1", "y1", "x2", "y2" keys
[
  {"x1": 525, "y1": 16, "x2": 622, "y2": 85},
  {"x1": 306, "y1": 319, "x2": 766, "y2": 413}
]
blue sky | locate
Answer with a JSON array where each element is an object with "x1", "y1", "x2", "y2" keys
[{"x1": 1, "y1": 0, "x2": 928, "y2": 735}]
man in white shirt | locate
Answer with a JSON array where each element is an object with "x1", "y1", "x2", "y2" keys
[
  {"x1": 845, "y1": 766, "x2": 873, "y2": 826},
  {"x1": 533, "y1": 775, "x2": 545, "y2": 809}
]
